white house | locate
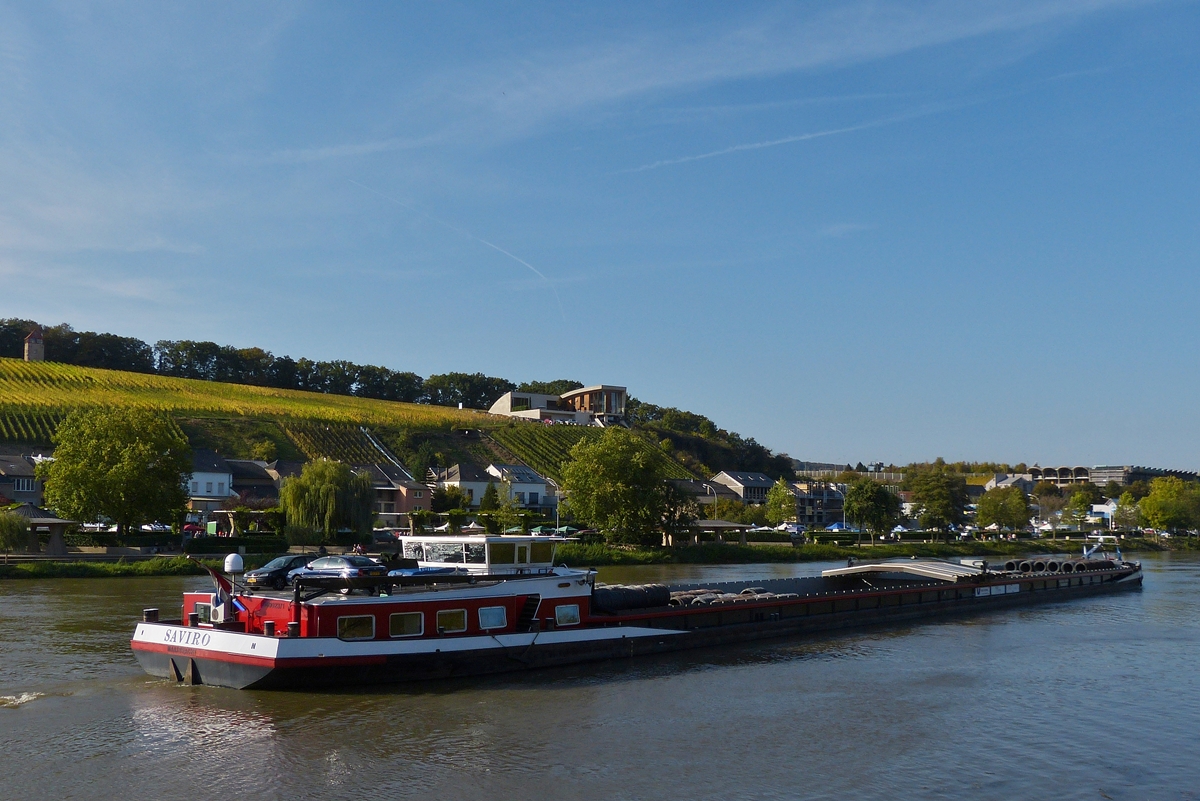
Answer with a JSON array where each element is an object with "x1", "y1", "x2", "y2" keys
[
  {"x1": 486, "y1": 463, "x2": 556, "y2": 509},
  {"x1": 188, "y1": 450, "x2": 235, "y2": 512},
  {"x1": 487, "y1": 384, "x2": 628, "y2": 427}
]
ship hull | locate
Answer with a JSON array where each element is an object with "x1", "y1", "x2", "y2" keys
[{"x1": 132, "y1": 566, "x2": 1141, "y2": 690}]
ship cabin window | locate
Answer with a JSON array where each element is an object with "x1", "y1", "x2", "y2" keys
[
  {"x1": 402, "y1": 541, "x2": 422, "y2": 560},
  {"x1": 555, "y1": 604, "x2": 580, "y2": 627},
  {"x1": 516, "y1": 544, "x2": 529, "y2": 564},
  {"x1": 194, "y1": 603, "x2": 211, "y2": 625},
  {"x1": 530, "y1": 542, "x2": 554, "y2": 563},
  {"x1": 478, "y1": 606, "x2": 507, "y2": 630},
  {"x1": 389, "y1": 612, "x2": 423, "y2": 638},
  {"x1": 436, "y1": 609, "x2": 467, "y2": 634},
  {"x1": 488, "y1": 542, "x2": 515, "y2": 564},
  {"x1": 337, "y1": 615, "x2": 375, "y2": 641},
  {"x1": 465, "y1": 543, "x2": 486, "y2": 564},
  {"x1": 425, "y1": 542, "x2": 466, "y2": 563}
]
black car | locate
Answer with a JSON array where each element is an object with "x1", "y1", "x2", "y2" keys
[
  {"x1": 287, "y1": 555, "x2": 389, "y2": 586},
  {"x1": 244, "y1": 554, "x2": 315, "y2": 590}
]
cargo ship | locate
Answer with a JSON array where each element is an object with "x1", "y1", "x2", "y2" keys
[{"x1": 130, "y1": 535, "x2": 1142, "y2": 690}]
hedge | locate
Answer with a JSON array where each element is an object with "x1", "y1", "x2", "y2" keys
[{"x1": 184, "y1": 536, "x2": 288, "y2": 555}]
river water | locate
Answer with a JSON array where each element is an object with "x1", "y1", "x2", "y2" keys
[{"x1": 1, "y1": 555, "x2": 1198, "y2": 800}]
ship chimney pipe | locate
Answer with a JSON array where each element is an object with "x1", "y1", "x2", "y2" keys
[
  {"x1": 263, "y1": 620, "x2": 275, "y2": 637},
  {"x1": 188, "y1": 612, "x2": 199, "y2": 627},
  {"x1": 286, "y1": 622, "x2": 300, "y2": 638},
  {"x1": 142, "y1": 608, "x2": 159, "y2": 623}
]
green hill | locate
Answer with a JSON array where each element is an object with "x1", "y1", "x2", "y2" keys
[
  {"x1": 0, "y1": 357, "x2": 494, "y2": 453},
  {"x1": 0, "y1": 359, "x2": 697, "y2": 482},
  {"x1": 489, "y1": 423, "x2": 696, "y2": 482}
]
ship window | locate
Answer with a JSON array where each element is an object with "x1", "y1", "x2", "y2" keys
[
  {"x1": 489, "y1": 543, "x2": 516, "y2": 564},
  {"x1": 465, "y1": 543, "x2": 486, "y2": 563},
  {"x1": 555, "y1": 604, "x2": 580, "y2": 626},
  {"x1": 402, "y1": 541, "x2": 423, "y2": 560},
  {"x1": 338, "y1": 615, "x2": 375, "y2": 641},
  {"x1": 516, "y1": 544, "x2": 529, "y2": 563},
  {"x1": 530, "y1": 542, "x2": 554, "y2": 563},
  {"x1": 194, "y1": 603, "x2": 211, "y2": 624},
  {"x1": 478, "y1": 606, "x2": 507, "y2": 630},
  {"x1": 436, "y1": 609, "x2": 467, "y2": 634},
  {"x1": 389, "y1": 612, "x2": 423, "y2": 638},
  {"x1": 425, "y1": 542, "x2": 466, "y2": 563}
]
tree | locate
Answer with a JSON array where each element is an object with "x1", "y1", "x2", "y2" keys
[
  {"x1": 764, "y1": 479, "x2": 797, "y2": 525},
  {"x1": 516, "y1": 379, "x2": 583, "y2": 396},
  {"x1": 279, "y1": 460, "x2": 375, "y2": 540},
  {"x1": 1113, "y1": 492, "x2": 1141, "y2": 530},
  {"x1": 905, "y1": 469, "x2": 967, "y2": 538},
  {"x1": 560, "y1": 428, "x2": 666, "y2": 547},
  {"x1": 976, "y1": 486, "x2": 1031, "y2": 531},
  {"x1": 661, "y1": 482, "x2": 699, "y2": 546},
  {"x1": 1103, "y1": 481, "x2": 1125, "y2": 501},
  {"x1": 478, "y1": 482, "x2": 500, "y2": 512},
  {"x1": 1138, "y1": 477, "x2": 1200, "y2": 533},
  {"x1": 1064, "y1": 482, "x2": 1104, "y2": 507},
  {"x1": 1032, "y1": 480, "x2": 1062, "y2": 498},
  {"x1": 492, "y1": 482, "x2": 524, "y2": 533},
  {"x1": 1061, "y1": 491, "x2": 1094, "y2": 530},
  {"x1": 843, "y1": 477, "x2": 901, "y2": 544},
  {"x1": 0, "y1": 512, "x2": 28, "y2": 563},
  {"x1": 38, "y1": 407, "x2": 192, "y2": 535},
  {"x1": 431, "y1": 485, "x2": 470, "y2": 513}
]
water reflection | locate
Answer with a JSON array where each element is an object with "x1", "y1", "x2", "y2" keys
[{"x1": 0, "y1": 556, "x2": 1197, "y2": 801}]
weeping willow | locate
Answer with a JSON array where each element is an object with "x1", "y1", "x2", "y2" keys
[{"x1": 279, "y1": 460, "x2": 375, "y2": 538}]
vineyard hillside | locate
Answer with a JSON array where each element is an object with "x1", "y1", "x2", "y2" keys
[
  {"x1": 489, "y1": 423, "x2": 696, "y2": 482},
  {"x1": 0, "y1": 358, "x2": 498, "y2": 448}
]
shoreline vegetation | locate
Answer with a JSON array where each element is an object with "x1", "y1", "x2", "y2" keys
[{"x1": 0, "y1": 537, "x2": 1191, "y2": 579}]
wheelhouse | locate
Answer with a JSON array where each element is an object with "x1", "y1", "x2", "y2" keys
[{"x1": 399, "y1": 534, "x2": 566, "y2": 575}]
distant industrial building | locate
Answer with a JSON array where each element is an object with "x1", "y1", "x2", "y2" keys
[{"x1": 1029, "y1": 465, "x2": 1198, "y2": 488}]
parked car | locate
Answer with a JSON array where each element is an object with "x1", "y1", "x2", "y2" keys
[
  {"x1": 287, "y1": 555, "x2": 389, "y2": 587},
  {"x1": 244, "y1": 554, "x2": 315, "y2": 590}
]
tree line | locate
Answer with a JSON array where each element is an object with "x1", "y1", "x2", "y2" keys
[{"x1": 0, "y1": 318, "x2": 522, "y2": 409}]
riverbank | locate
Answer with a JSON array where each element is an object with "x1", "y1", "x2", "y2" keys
[
  {"x1": 555, "y1": 537, "x2": 1180, "y2": 566},
  {"x1": 0, "y1": 555, "x2": 264, "y2": 580},
  {"x1": 0, "y1": 537, "x2": 1183, "y2": 578}
]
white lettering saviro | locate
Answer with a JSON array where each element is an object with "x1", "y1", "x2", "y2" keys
[{"x1": 163, "y1": 629, "x2": 212, "y2": 648}]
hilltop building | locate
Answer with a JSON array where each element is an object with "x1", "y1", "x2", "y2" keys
[
  {"x1": 23, "y1": 326, "x2": 44, "y2": 362},
  {"x1": 487, "y1": 384, "x2": 627, "y2": 427}
]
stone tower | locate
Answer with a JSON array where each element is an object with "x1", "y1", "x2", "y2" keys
[{"x1": 24, "y1": 326, "x2": 44, "y2": 362}]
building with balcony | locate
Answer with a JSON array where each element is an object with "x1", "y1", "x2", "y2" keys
[{"x1": 487, "y1": 384, "x2": 627, "y2": 427}]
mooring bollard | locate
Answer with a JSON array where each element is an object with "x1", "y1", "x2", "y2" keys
[
  {"x1": 263, "y1": 620, "x2": 276, "y2": 637},
  {"x1": 142, "y1": 608, "x2": 159, "y2": 623},
  {"x1": 286, "y1": 621, "x2": 300, "y2": 638}
]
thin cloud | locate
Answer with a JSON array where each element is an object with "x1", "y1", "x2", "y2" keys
[
  {"x1": 348, "y1": 180, "x2": 567, "y2": 321},
  {"x1": 622, "y1": 120, "x2": 886, "y2": 173},
  {"x1": 267, "y1": 135, "x2": 436, "y2": 164}
]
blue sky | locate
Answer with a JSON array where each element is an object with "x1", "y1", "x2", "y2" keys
[{"x1": 1, "y1": 1, "x2": 1198, "y2": 468}]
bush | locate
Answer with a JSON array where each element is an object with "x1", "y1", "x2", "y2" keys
[
  {"x1": 283, "y1": 524, "x2": 324, "y2": 547},
  {"x1": 184, "y1": 536, "x2": 288, "y2": 555}
]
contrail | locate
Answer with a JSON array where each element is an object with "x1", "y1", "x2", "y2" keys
[
  {"x1": 348, "y1": 180, "x2": 566, "y2": 321},
  {"x1": 621, "y1": 105, "x2": 954, "y2": 173}
]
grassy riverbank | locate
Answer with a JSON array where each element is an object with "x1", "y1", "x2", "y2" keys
[
  {"x1": 0, "y1": 537, "x2": 1183, "y2": 579},
  {"x1": 0, "y1": 555, "x2": 269, "y2": 580},
  {"x1": 555, "y1": 537, "x2": 1179, "y2": 567}
]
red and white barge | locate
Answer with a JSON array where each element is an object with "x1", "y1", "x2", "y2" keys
[{"x1": 131, "y1": 536, "x2": 1143, "y2": 690}]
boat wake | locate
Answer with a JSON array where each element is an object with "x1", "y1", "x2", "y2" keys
[{"x1": 0, "y1": 692, "x2": 44, "y2": 708}]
